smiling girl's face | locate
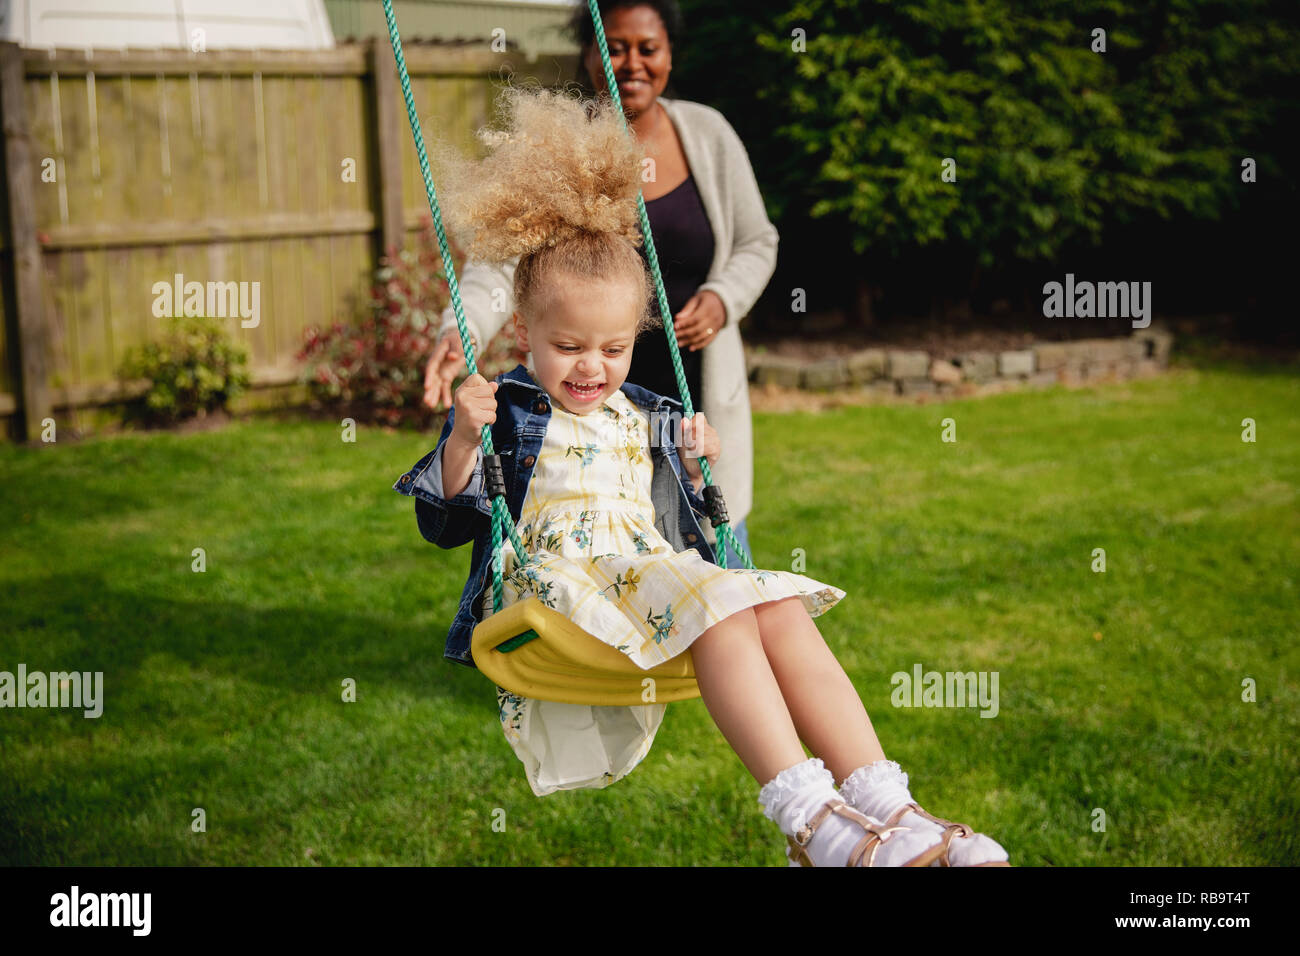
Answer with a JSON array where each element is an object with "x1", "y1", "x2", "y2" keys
[{"x1": 514, "y1": 275, "x2": 643, "y2": 415}]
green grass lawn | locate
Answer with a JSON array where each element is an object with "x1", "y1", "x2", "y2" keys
[{"x1": 2, "y1": 358, "x2": 1297, "y2": 866}]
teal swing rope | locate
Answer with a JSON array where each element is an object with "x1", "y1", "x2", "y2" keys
[
  {"x1": 380, "y1": 0, "x2": 754, "y2": 621},
  {"x1": 380, "y1": 0, "x2": 527, "y2": 618},
  {"x1": 582, "y1": 1, "x2": 752, "y2": 571}
]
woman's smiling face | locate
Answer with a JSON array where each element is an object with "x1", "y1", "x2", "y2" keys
[
  {"x1": 514, "y1": 276, "x2": 643, "y2": 415},
  {"x1": 583, "y1": 4, "x2": 672, "y2": 116}
]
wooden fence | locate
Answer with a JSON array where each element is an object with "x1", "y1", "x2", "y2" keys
[{"x1": 0, "y1": 39, "x2": 575, "y2": 441}]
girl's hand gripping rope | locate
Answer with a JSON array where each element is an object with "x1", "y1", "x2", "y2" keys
[
  {"x1": 680, "y1": 412, "x2": 720, "y2": 493},
  {"x1": 441, "y1": 373, "x2": 499, "y2": 499},
  {"x1": 450, "y1": 373, "x2": 498, "y2": 446}
]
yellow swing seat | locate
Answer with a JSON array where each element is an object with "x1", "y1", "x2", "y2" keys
[{"x1": 471, "y1": 597, "x2": 701, "y2": 706}]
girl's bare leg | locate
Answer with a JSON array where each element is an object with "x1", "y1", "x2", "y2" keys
[
  {"x1": 688, "y1": 606, "x2": 809, "y2": 784},
  {"x1": 752, "y1": 596, "x2": 886, "y2": 784}
]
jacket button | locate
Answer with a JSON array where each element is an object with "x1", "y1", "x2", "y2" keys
[
  {"x1": 533, "y1": 401, "x2": 549, "y2": 414},
  {"x1": 523, "y1": 455, "x2": 536, "y2": 467},
  {"x1": 685, "y1": 533, "x2": 697, "y2": 543},
  {"x1": 399, "y1": 475, "x2": 410, "y2": 484}
]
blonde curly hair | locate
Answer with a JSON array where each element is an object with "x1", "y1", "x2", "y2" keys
[{"x1": 434, "y1": 84, "x2": 655, "y2": 334}]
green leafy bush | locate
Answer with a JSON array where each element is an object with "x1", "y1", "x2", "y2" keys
[
  {"x1": 672, "y1": 0, "x2": 1299, "y2": 316},
  {"x1": 118, "y1": 316, "x2": 250, "y2": 425},
  {"x1": 676, "y1": 0, "x2": 1297, "y2": 262}
]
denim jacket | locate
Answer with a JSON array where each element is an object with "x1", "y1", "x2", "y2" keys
[{"x1": 392, "y1": 364, "x2": 717, "y2": 668}]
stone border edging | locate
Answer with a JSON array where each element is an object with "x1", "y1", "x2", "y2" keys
[{"x1": 746, "y1": 324, "x2": 1175, "y2": 398}]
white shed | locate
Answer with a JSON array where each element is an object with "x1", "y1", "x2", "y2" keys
[{"x1": 0, "y1": 0, "x2": 336, "y2": 50}]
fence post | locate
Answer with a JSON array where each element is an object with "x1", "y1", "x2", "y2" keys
[
  {"x1": 0, "y1": 42, "x2": 51, "y2": 443},
  {"x1": 369, "y1": 36, "x2": 405, "y2": 263}
]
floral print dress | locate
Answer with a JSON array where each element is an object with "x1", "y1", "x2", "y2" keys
[{"x1": 493, "y1": 386, "x2": 845, "y2": 797}]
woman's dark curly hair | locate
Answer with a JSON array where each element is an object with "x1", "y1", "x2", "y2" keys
[{"x1": 565, "y1": 0, "x2": 685, "y2": 96}]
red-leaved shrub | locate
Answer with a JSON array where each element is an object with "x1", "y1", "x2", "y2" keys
[{"x1": 298, "y1": 217, "x2": 525, "y2": 428}]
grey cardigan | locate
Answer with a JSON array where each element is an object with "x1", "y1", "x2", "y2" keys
[{"x1": 436, "y1": 96, "x2": 779, "y2": 530}]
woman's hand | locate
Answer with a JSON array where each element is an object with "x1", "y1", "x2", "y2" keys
[
  {"x1": 424, "y1": 329, "x2": 469, "y2": 411},
  {"x1": 671, "y1": 290, "x2": 727, "y2": 352},
  {"x1": 679, "y1": 412, "x2": 720, "y2": 490}
]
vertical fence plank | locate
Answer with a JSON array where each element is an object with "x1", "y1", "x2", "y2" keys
[
  {"x1": 196, "y1": 74, "x2": 224, "y2": 222},
  {"x1": 370, "y1": 36, "x2": 404, "y2": 260},
  {"x1": 296, "y1": 74, "x2": 325, "y2": 220},
  {"x1": 269, "y1": 233, "x2": 296, "y2": 365},
  {"x1": 290, "y1": 72, "x2": 328, "y2": 362},
  {"x1": 258, "y1": 74, "x2": 292, "y2": 367},
  {"x1": 56, "y1": 73, "x2": 116, "y2": 389},
  {"x1": 58, "y1": 75, "x2": 93, "y2": 226},
  {"x1": 0, "y1": 111, "x2": 10, "y2": 408},
  {"x1": 241, "y1": 236, "x2": 273, "y2": 369},
  {"x1": 205, "y1": 71, "x2": 242, "y2": 362},
  {"x1": 331, "y1": 72, "x2": 367, "y2": 218},
  {"x1": 57, "y1": 250, "x2": 83, "y2": 389},
  {"x1": 262, "y1": 74, "x2": 293, "y2": 219},
  {"x1": 0, "y1": 42, "x2": 51, "y2": 439},
  {"x1": 324, "y1": 73, "x2": 361, "y2": 340},
  {"x1": 166, "y1": 71, "x2": 202, "y2": 226},
  {"x1": 25, "y1": 77, "x2": 58, "y2": 233},
  {"x1": 97, "y1": 73, "x2": 130, "y2": 379},
  {"x1": 103, "y1": 244, "x2": 129, "y2": 377}
]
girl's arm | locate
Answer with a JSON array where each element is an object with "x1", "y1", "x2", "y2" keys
[
  {"x1": 442, "y1": 374, "x2": 500, "y2": 498},
  {"x1": 395, "y1": 420, "x2": 490, "y2": 551},
  {"x1": 440, "y1": 432, "x2": 483, "y2": 500}
]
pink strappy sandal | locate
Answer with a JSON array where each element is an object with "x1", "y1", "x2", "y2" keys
[
  {"x1": 785, "y1": 797, "x2": 921, "y2": 867},
  {"x1": 786, "y1": 798, "x2": 1011, "y2": 867},
  {"x1": 895, "y1": 802, "x2": 1012, "y2": 866}
]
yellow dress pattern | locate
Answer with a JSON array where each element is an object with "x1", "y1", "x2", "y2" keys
[{"x1": 493, "y1": 387, "x2": 845, "y2": 796}]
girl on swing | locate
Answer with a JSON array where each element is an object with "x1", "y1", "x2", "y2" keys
[{"x1": 395, "y1": 86, "x2": 1010, "y2": 867}]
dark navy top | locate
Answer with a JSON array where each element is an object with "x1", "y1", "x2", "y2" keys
[{"x1": 629, "y1": 173, "x2": 716, "y2": 411}]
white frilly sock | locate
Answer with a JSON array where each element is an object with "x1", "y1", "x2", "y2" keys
[
  {"x1": 838, "y1": 759, "x2": 1009, "y2": 866},
  {"x1": 757, "y1": 757, "x2": 940, "y2": 867}
]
